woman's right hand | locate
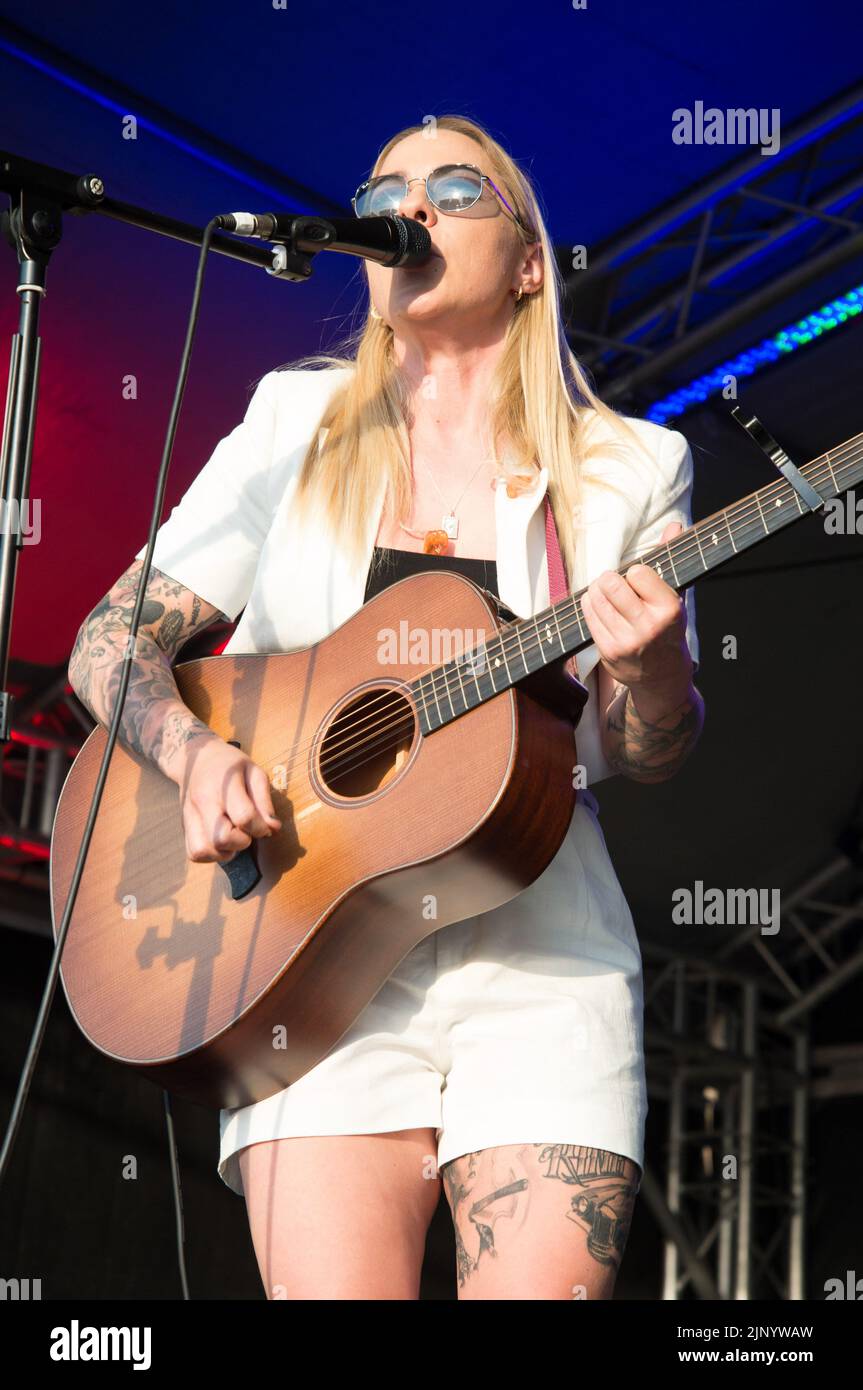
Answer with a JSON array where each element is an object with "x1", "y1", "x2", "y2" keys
[{"x1": 174, "y1": 733, "x2": 282, "y2": 864}]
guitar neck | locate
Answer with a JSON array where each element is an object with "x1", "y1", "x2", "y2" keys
[{"x1": 412, "y1": 431, "x2": 863, "y2": 734}]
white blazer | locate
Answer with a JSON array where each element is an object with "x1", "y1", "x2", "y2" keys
[{"x1": 135, "y1": 366, "x2": 699, "y2": 787}]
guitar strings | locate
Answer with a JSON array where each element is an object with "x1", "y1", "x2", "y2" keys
[
  {"x1": 263, "y1": 444, "x2": 860, "y2": 798},
  {"x1": 299, "y1": 443, "x2": 861, "y2": 790},
  {"x1": 311, "y1": 438, "x2": 861, "y2": 774},
  {"x1": 233, "y1": 443, "x2": 860, "y2": 807},
  {"x1": 312, "y1": 446, "x2": 861, "y2": 767}
]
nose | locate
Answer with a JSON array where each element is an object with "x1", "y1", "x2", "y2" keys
[{"x1": 397, "y1": 177, "x2": 436, "y2": 224}]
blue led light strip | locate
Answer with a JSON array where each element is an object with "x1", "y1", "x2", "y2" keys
[{"x1": 645, "y1": 284, "x2": 863, "y2": 424}]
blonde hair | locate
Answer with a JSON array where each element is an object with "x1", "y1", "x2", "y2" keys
[{"x1": 278, "y1": 114, "x2": 654, "y2": 585}]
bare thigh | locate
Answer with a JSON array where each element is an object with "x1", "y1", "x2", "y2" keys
[
  {"x1": 239, "y1": 1128, "x2": 441, "y2": 1300},
  {"x1": 441, "y1": 1143, "x2": 641, "y2": 1300}
]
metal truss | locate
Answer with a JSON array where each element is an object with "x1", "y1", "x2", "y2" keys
[
  {"x1": 0, "y1": 665, "x2": 86, "y2": 934},
  {"x1": 715, "y1": 827, "x2": 863, "y2": 1023},
  {"x1": 1, "y1": 622, "x2": 236, "y2": 929},
  {"x1": 641, "y1": 945, "x2": 808, "y2": 1300},
  {"x1": 640, "y1": 791, "x2": 863, "y2": 1299},
  {"x1": 561, "y1": 82, "x2": 863, "y2": 410}
]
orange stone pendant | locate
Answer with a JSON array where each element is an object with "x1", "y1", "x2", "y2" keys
[{"x1": 423, "y1": 529, "x2": 450, "y2": 554}]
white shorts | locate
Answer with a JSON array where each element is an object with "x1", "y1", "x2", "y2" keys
[{"x1": 218, "y1": 790, "x2": 647, "y2": 1197}]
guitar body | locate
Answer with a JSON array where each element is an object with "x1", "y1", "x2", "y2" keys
[{"x1": 50, "y1": 572, "x2": 587, "y2": 1110}]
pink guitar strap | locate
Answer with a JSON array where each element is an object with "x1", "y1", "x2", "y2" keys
[
  {"x1": 544, "y1": 493, "x2": 569, "y2": 602},
  {"x1": 499, "y1": 463, "x2": 568, "y2": 600},
  {"x1": 544, "y1": 492, "x2": 597, "y2": 815}
]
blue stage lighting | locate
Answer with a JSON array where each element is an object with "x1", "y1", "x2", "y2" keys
[{"x1": 645, "y1": 285, "x2": 863, "y2": 424}]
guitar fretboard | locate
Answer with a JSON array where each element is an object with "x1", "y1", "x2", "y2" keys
[{"x1": 410, "y1": 432, "x2": 863, "y2": 734}]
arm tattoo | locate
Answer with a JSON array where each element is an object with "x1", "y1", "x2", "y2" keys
[
  {"x1": 68, "y1": 561, "x2": 223, "y2": 783},
  {"x1": 604, "y1": 679, "x2": 704, "y2": 784}
]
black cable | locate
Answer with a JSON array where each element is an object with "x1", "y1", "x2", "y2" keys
[
  {"x1": 164, "y1": 1090, "x2": 190, "y2": 1300},
  {"x1": 0, "y1": 217, "x2": 223, "y2": 1303}
]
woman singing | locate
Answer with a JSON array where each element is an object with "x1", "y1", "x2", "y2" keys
[{"x1": 69, "y1": 115, "x2": 704, "y2": 1300}]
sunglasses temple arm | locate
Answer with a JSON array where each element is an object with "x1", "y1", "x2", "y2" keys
[{"x1": 484, "y1": 176, "x2": 530, "y2": 230}]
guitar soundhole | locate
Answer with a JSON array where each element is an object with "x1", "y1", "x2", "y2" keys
[{"x1": 319, "y1": 687, "x2": 416, "y2": 798}]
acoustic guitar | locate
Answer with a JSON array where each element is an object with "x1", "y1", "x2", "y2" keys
[{"x1": 50, "y1": 429, "x2": 863, "y2": 1109}]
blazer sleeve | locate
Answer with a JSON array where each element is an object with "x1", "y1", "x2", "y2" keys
[
  {"x1": 133, "y1": 370, "x2": 279, "y2": 623},
  {"x1": 619, "y1": 426, "x2": 700, "y2": 674}
]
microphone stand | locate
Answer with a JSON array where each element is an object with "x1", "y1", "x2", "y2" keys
[
  {"x1": 0, "y1": 146, "x2": 329, "y2": 742},
  {"x1": 0, "y1": 148, "x2": 333, "y2": 1225}
]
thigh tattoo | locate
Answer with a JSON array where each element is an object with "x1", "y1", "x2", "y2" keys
[
  {"x1": 441, "y1": 1143, "x2": 641, "y2": 1287},
  {"x1": 537, "y1": 1144, "x2": 641, "y2": 1267}
]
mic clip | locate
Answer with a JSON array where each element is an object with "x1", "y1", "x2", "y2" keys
[
  {"x1": 266, "y1": 214, "x2": 335, "y2": 281},
  {"x1": 267, "y1": 241, "x2": 316, "y2": 282},
  {"x1": 217, "y1": 211, "x2": 317, "y2": 281}
]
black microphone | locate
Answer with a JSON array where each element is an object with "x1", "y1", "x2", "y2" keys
[{"x1": 216, "y1": 212, "x2": 432, "y2": 267}]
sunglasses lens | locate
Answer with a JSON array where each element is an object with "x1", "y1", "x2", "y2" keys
[
  {"x1": 428, "y1": 165, "x2": 483, "y2": 211},
  {"x1": 354, "y1": 175, "x2": 406, "y2": 216}
]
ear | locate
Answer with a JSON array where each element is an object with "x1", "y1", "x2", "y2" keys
[{"x1": 521, "y1": 241, "x2": 544, "y2": 295}]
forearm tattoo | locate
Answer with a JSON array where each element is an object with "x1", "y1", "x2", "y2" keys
[
  {"x1": 604, "y1": 679, "x2": 703, "y2": 783},
  {"x1": 68, "y1": 561, "x2": 221, "y2": 780},
  {"x1": 441, "y1": 1143, "x2": 640, "y2": 1292}
]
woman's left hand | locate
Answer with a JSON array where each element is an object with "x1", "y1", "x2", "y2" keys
[{"x1": 580, "y1": 522, "x2": 693, "y2": 704}]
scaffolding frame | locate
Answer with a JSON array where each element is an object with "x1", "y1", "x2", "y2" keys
[
  {"x1": 560, "y1": 83, "x2": 863, "y2": 409},
  {"x1": 640, "y1": 812, "x2": 862, "y2": 1300}
]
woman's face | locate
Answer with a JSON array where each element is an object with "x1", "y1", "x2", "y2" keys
[{"x1": 363, "y1": 129, "x2": 540, "y2": 336}]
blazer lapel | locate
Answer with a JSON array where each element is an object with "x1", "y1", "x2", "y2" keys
[{"x1": 494, "y1": 466, "x2": 551, "y2": 618}]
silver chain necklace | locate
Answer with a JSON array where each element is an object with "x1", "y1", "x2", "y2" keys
[{"x1": 399, "y1": 454, "x2": 495, "y2": 552}]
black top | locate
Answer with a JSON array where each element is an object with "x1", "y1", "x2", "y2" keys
[{"x1": 363, "y1": 546, "x2": 499, "y2": 604}]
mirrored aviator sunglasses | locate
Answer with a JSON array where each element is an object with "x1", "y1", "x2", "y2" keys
[{"x1": 353, "y1": 163, "x2": 512, "y2": 220}]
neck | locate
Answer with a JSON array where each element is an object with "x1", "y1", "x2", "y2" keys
[{"x1": 393, "y1": 329, "x2": 508, "y2": 447}]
